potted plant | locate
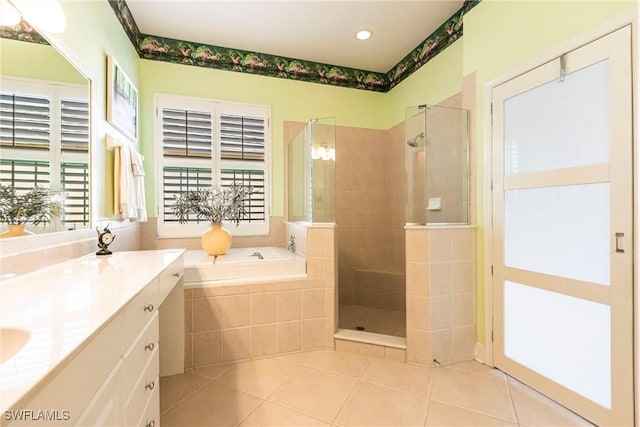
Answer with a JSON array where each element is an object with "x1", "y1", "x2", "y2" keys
[
  {"x1": 0, "y1": 185, "x2": 62, "y2": 238},
  {"x1": 172, "y1": 182, "x2": 254, "y2": 255}
]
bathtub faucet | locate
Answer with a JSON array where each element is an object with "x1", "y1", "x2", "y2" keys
[
  {"x1": 287, "y1": 234, "x2": 296, "y2": 253},
  {"x1": 251, "y1": 251, "x2": 264, "y2": 260}
]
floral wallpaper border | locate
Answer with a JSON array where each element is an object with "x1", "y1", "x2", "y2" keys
[
  {"x1": 0, "y1": 1, "x2": 480, "y2": 93},
  {"x1": 108, "y1": 0, "x2": 480, "y2": 92}
]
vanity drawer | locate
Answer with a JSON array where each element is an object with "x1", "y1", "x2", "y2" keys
[
  {"x1": 158, "y1": 257, "x2": 183, "y2": 302},
  {"x1": 124, "y1": 348, "x2": 159, "y2": 426},
  {"x1": 137, "y1": 384, "x2": 159, "y2": 427},
  {"x1": 124, "y1": 278, "x2": 159, "y2": 343},
  {"x1": 74, "y1": 360, "x2": 123, "y2": 427},
  {"x1": 123, "y1": 312, "x2": 159, "y2": 399}
]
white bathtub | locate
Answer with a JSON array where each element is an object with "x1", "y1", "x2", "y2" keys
[{"x1": 183, "y1": 247, "x2": 306, "y2": 283}]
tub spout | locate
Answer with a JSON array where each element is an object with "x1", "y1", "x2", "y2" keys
[{"x1": 251, "y1": 251, "x2": 264, "y2": 260}]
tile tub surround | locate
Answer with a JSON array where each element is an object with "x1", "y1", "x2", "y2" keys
[
  {"x1": 0, "y1": 249, "x2": 184, "y2": 413},
  {"x1": 160, "y1": 349, "x2": 593, "y2": 426},
  {"x1": 406, "y1": 225, "x2": 477, "y2": 365},
  {"x1": 184, "y1": 225, "x2": 336, "y2": 367}
]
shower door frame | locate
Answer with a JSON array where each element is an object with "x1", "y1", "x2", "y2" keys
[{"x1": 480, "y1": 10, "x2": 637, "y2": 425}]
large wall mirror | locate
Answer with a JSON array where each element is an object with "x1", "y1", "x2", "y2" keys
[{"x1": 0, "y1": 21, "x2": 91, "y2": 237}]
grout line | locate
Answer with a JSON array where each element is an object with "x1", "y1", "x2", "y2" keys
[
  {"x1": 422, "y1": 369, "x2": 436, "y2": 426},
  {"x1": 329, "y1": 356, "x2": 373, "y2": 425},
  {"x1": 504, "y1": 374, "x2": 521, "y2": 426},
  {"x1": 159, "y1": 374, "x2": 215, "y2": 416}
]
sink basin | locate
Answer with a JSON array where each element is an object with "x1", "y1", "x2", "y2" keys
[{"x1": 0, "y1": 327, "x2": 31, "y2": 364}]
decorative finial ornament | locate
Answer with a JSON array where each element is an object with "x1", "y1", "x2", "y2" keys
[{"x1": 96, "y1": 224, "x2": 115, "y2": 256}]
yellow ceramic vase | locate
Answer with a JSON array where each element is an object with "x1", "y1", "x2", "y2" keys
[
  {"x1": 0, "y1": 224, "x2": 30, "y2": 239},
  {"x1": 201, "y1": 223, "x2": 232, "y2": 256}
]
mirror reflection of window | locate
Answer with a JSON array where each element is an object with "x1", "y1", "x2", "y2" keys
[{"x1": 0, "y1": 23, "x2": 90, "y2": 235}]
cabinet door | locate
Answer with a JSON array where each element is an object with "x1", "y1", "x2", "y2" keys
[{"x1": 74, "y1": 361, "x2": 123, "y2": 427}]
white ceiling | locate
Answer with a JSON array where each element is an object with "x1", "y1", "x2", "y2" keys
[{"x1": 126, "y1": 1, "x2": 465, "y2": 73}]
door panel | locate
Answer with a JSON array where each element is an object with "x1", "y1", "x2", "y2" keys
[{"x1": 492, "y1": 26, "x2": 633, "y2": 426}]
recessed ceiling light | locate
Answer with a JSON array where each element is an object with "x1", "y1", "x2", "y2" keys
[{"x1": 355, "y1": 30, "x2": 372, "y2": 41}]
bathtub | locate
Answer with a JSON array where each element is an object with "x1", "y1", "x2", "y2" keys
[{"x1": 183, "y1": 247, "x2": 306, "y2": 283}]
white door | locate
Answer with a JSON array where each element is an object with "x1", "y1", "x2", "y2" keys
[{"x1": 492, "y1": 26, "x2": 633, "y2": 426}]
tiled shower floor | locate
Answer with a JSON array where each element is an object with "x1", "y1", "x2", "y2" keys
[
  {"x1": 339, "y1": 304, "x2": 406, "y2": 337},
  {"x1": 160, "y1": 349, "x2": 593, "y2": 426}
]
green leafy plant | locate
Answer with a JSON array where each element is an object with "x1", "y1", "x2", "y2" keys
[
  {"x1": 172, "y1": 182, "x2": 254, "y2": 225},
  {"x1": 0, "y1": 185, "x2": 62, "y2": 226}
]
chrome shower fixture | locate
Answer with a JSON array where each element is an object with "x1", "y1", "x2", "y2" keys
[{"x1": 407, "y1": 132, "x2": 425, "y2": 147}]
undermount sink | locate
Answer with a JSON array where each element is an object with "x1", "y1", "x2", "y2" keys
[{"x1": 0, "y1": 327, "x2": 31, "y2": 364}]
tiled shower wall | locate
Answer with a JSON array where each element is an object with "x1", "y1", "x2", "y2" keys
[
  {"x1": 336, "y1": 124, "x2": 406, "y2": 311},
  {"x1": 405, "y1": 226, "x2": 476, "y2": 365},
  {"x1": 183, "y1": 225, "x2": 336, "y2": 368}
]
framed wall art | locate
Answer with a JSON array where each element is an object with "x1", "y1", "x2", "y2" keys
[{"x1": 106, "y1": 55, "x2": 138, "y2": 141}]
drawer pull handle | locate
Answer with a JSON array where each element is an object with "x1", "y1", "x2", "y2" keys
[
  {"x1": 173, "y1": 272, "x2": 181, "y2": 278},
  {"x1": 146, "y1": 421, "x2": 155, "y2": 427},
  {"x1": 144, "y1": 303, "x2": 154, "y2": 312},
  {"x1": 145, "y1": 342, "x2": 155, "y2": 351},
  {"x1": 146, "y1": 380, "x2": 156, "y2": 391}
]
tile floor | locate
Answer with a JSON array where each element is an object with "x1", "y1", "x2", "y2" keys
[
  {"x1": 160, "y1": 349, "x2": 593, "y2": 426},
  {"x1": 338, "y1": 305, "x2": 406, "y2": 337}
]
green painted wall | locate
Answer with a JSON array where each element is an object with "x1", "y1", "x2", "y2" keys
[
  {"x1": 385, "y1": 39, "x2": 463, "y2": 127},
  {"x1": 53, "y1": 0, "x2": 140, "y2": 219},
  {"x1": 139, "y1": 59, "x2": 387, "y2": 218},
  {"x1": 461, "y1": 0, "x2": 637, "y2": 344},
  {"x1": 0, "y1": 38, "x2": 86, "y2": 84}
]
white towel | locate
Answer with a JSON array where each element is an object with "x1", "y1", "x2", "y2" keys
[{"x1": 113, "y1": 137, "x2": 147, "y2": 222}]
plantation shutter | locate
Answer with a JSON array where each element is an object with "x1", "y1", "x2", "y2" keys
[
  {"x1": 60, "y1": 162, "x2": 89, "y2": 226},
  {"x1": 0, "y1": 159, "x2": 50, "y2": 191},
  {"x1": 218, "y1": 109, "x2": 268, "y2": 225},
  {"x1": 0, "y1": 92, "x2": 51, "y2": 150},
  {"x1": 161, "y1": 106, "x2": 213, "y2": 224},
  {"x1": 60, "y1": 98, "x2": 89, "y2": 152},
  {"x1": 156, "y1": 95, "x2": 270, "y2": 237}
]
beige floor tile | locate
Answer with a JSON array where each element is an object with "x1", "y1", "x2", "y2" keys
[
  {"x1": 426, "y1": 401, "x2": 517, "y2": 426},
  {"x1": 268, "y1": 366, "x2": 358, "y2": 423},
  {"x1": 361, "y1": 358, "x2": 433, "y2": 396},
  {"x1": 302, "y1": 349, "x2": 371, "y2": 377},
  {"x1": 431, "y1": 367, "x2": 516, "y2": 422},
  {"x1": 159, "y1": 372, "x2": 210, "y2": 414},
  {"x1": 449, "y1": 360, "x2": 506, "y2": 379},
  {"x1": 508, "y1": 377, "x2": 594, "y2": 426},
  {"x1": 217, "y1": 357, "x2": 299, "y2": 398},
  {"x1": 193, "y1": 363, "x2": 234, "y2": 380},
  {"x1": 334, "y1": 381, "x2": 428, "y2": 426},
  {"x1": 279, "y1": 351, "x2": 310, "y2": 364},
  {"x1": 338, "y1": 305, "x2": 406, "y2": 337},
  {"x1": 161, "y1": 381, "x2": 262, "y2": 426},
  {"x1": 239, "y1": 402, "x2": 330, "y2": 427}
]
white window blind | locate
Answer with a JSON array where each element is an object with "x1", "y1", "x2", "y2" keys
[
  {"x1": 155, "y1": 94, "x2": 270, "y2": 237},
  {"x1": 0, "y1": 78, "x2": 90, "y2": 230},
  {"x1": 0, "y1": 93, "x2": 51, "y2": 150}
]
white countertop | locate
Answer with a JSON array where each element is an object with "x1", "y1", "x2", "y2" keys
[{"x1": 0, "y1": 249, "x2": 184, "y2": 412}]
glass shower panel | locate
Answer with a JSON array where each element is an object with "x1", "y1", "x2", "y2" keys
[
  {"x1": 311, "y1": 117, "x2": 336, "y2": 223},
  {"x1": 425, "y1": 106, "x2": 469, "y2": 224},
  {"x1": 404, "y1": 105, "x2": 469, "y2": 225},
  {"x1": 504, "y1": 60, "x2": 609, "y2": 175},
  {"x1": 404, "y1": 106, "x2": 427, "y2": 224},
  {"x1": 287, "y1": 126, "x2": 311, "y2": 222},
  {"x1": 504, "y1": 280, "x2": 611, "y2": 408}
]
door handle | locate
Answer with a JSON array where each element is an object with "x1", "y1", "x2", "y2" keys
[{"x1": 615, "y1": 232, "x2": 624, "y2": 253}]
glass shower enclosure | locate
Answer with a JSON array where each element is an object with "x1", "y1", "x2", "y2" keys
[
  {"x1": 288, "y1": 117, "x2": 336, "y2": 223},
  {"x1": 405, "y1": 105, "x2": 469, "y2": 224}
]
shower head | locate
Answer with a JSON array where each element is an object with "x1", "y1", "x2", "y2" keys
[{"x1": 406, "y1": 132, "x2": 425, "y2": 148}]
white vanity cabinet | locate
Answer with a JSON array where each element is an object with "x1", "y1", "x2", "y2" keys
[{"x1": 1, "y1": 250, "x2": 184, "y2": 427}]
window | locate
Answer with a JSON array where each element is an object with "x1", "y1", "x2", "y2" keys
[
  {"x1": 0, "y1": 78, "x2": 90, "y2": 231},
  {"x1": 155, "y1": 94, "x2": 270, "y2": 237}
]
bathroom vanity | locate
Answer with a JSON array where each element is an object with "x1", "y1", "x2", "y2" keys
[{"x1": 0, "y1": 249, "x2": 185, "y2": 426}]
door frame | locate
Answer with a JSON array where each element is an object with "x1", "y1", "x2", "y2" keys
[{"x1": 480, "y1": 7, "x2": 638, "y2": 420}]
